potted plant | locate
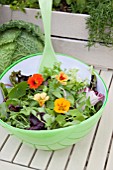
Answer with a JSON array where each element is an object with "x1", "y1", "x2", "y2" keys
[{"x1": 0, "y1": 0, "x2": 113, "y2": 69}]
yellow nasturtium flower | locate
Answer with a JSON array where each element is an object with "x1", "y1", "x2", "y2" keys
[
  {"x1": 55, "y1": 72, "x2": 68, "y2": 85},
  {"x1": 34, "y1": 92, "x2": 49, "y2": 107},
  {"x1": 54, "y1": 98, "x2": 70, "y2": 114}
]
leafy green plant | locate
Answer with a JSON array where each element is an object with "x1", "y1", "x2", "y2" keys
[
  {"x1": 53, "y1": 0, "x2": 62, "y2": 7},
  {"x1": 0, "y1": 0, "x2": 86, "y2": 12},
  {"x1": 87, "y1": 0, "x2": 113, "y2": 47},
  {"x1": 0, "y1": 20, "x2": 44, "y2": 74}
]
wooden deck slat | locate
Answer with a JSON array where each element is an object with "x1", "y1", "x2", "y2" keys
[
  {"x1": 0, "y1": 126, "x2": 9, "y2": 150},
  {"x1": 47, "y1": 146, "x2": 72, "y2": 170},
  {"x1": 0, "y1": 160, "x2": 35, "y2": 170},
  {"x1": 0, "y1": 136, "x2": 21, "y2": 161},
  {"x1": 106, "y1": 136, "x2": 113, "y2": 170},
  {"x1": 13, "y1": 143, "x2": 35, "y2": 166},
  {"x1": 66, "y1": 126, "x2": 96, "y2": 170},
  {"x1": 66, "y1": 70, "x2": 112, "y2": 170},
  {"x1": 86, "y1": 71, "x2": 113, "y2": 170},
  {"x1": 30, "y1": 150, "x2": 52, "y2": 170}
]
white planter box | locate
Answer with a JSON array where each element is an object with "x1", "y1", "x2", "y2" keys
[{"x1": 0, "y1": 5, "x2": 113, "y2": 69}]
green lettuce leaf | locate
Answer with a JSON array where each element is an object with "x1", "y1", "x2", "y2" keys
[
  {"x1": 0, "y1": 29, "x2": 21, "y2": 46},
  {"x1": 12, "y1": 31, "x2": 44, "y2": 61},
  {"x1": 0, "y1": 20, "x2": 44, "y2": 74},
  {"x1": 0, "y1": 43, "x2": 16, "y2": 73},
  {"x1": 8, "y1": 81, "x2": 28, "y2": 99}
]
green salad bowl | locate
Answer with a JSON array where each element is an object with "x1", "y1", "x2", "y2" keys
[{"x1": 0, "y1": 53, "x2": 108, "y2": 150}]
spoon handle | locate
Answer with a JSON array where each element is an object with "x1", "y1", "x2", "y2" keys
[
  {"x1": 39, "y1": 0, "x2": 52, "y2": 46},
  {"x1": 38, "y1": 0, "x2": 57, "y2": 73}
]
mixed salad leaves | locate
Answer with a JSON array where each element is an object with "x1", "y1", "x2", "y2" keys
[{"x1": 0, "y1": 63, "x2": 104, "y2": 130}]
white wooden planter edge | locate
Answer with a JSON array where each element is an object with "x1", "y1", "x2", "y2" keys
[{"x1": 0, "y1": 5, "x2": 89, "y2": 39}]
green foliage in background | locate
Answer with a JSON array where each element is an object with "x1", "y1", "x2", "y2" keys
[
  {"x1": 86, "y1": 0, "x2": 113, "y2": 48},
  {"x1": 0, "y1": 0, "x2": 113, "y2": 48},
  {"x1": 0, "y1": 0, "x2": 88, "y2": 13},
  {"x1": 0, "y1": 20, "x2": 44, "y2": 74}
]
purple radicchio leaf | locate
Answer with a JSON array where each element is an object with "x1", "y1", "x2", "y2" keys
[
  {"x1": 28, "y1": 112, "x2": 46, "y2": 130},
  {"x1": 85, "y1": 87, "x2": 104, "y2": 106},
  {"x1": 8, "y1": 104, "x2": 22, "y2": 112}
]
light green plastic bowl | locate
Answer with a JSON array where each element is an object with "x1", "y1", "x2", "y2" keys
[{"x1": 0, "y1": 53, "x2": 108, "y2": 150}]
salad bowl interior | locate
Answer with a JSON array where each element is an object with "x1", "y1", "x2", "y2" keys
[{"x1": 0, "y1": 53, "x2": 107, "y2": 150}]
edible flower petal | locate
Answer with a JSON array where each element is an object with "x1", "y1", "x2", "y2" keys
[
  {"x1": 56, "y1": 72, "x2": 68, "y2": 85},
  {"x1": 27, "y1": 74, "x2": 44, "y2": 89},
  {"x1": 54, "y1": 98, "x2": 70, "y2": 113},
  {"x1": 34, "y1": 92, "x2": 49, "y2": 107}
]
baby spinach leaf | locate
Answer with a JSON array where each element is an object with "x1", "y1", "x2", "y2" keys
[
  {"x1": 67, "y1": 95, "x2": 75, "y2": 106},
  {"x1": 52, "y1": 91, "x2": 62, "y2": 98},
  {"x1": 46, "y1": 101, "x2": 54, "y2": 109},
  {"x1": 56, "y1": 115, "x2": 66, "y2": 126},
  {"x1": 8, "y1": 81, "x2": 28, "y2": 99},
  {"x1": 69, "y1": 109, "x2": 81, "y2": 117},
  {"x1": 45, "y1": 108, "x2": 55, "y2": 116},
  {"x1": 6, "y1": 98, "x2": 21, "y2": 106},
  {"x1": 43, "y1": 114, "x2": 55, "y2": 128}
]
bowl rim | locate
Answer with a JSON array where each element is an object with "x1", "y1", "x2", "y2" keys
[{"x1": 0, "y1": 53, "x2": 108, "y2": 134}]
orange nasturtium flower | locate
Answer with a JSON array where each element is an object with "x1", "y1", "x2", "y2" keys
[
  {"x1": 34, "y1": 92, "x2": 49, "y2": 107},
  {"x1": 56, "y1": 72, "x2": 68, "y2": 85},
  {"x1": 54, "y1": 98, "x2": 70, "y2": 114},
  {"x1": 27, "y1": 74, "x2": 44, "y2": 89}
]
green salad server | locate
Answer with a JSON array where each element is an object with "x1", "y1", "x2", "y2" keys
[{"x1": 38, "y1": 0, "x2": 57, "y2": 73}]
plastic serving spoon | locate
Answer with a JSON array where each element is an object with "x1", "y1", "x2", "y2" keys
[{"x1": 38, "y1": 0, "x2": 57, "y2": 73}]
